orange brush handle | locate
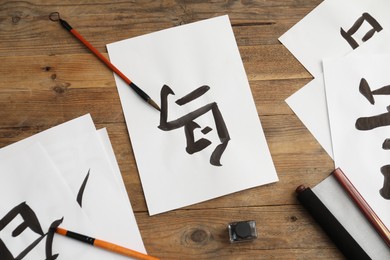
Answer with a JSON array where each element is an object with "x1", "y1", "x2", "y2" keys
[
  {"x1": 94, "y1": 239, "x2": 159, "y2": 260},
  {"x1": 55, "y1": 227, "x2": 160, "y2": 260},
  {"x1": 57, "y1": 17, "x2": 160, "y2": 111},
  {"x1": 69, "y1": 29, "x2": 132, "y2": 85}
]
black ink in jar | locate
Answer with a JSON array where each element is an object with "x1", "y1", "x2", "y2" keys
[{"x1": 228, "y1": 220, "x2": 257, "y2": 243}]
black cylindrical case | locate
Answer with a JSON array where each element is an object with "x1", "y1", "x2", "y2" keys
[{"x1": 296, "y1": 186, "x2": 370, "y2": 260}]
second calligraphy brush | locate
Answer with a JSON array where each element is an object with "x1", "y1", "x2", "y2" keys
[
  {"x1": 49, "y1": 12, "x2": 160, "y2": 111},
  {"x1": 55, "y1": 227, "x2": 160, "y2": 260}
]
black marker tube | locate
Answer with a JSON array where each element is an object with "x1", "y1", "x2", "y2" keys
[{"x1": 296, "y1": 185, "x2": 370, "y2": 260}]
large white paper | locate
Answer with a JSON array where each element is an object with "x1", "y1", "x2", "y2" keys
[
  {"x1": 97, "y1": 128, "x2": 145, "y2": 252},
  {"x1": 313, "y1": 176, "x2": 390, "y2": 259},
  {"x1": 0, "y1": 143, "x2": 119, "y2": 259},
  {"x1": 107, "y1": 15, "x2": 278, "y2": 215},
  {"x1": 280, "y1": 0, "x2": 390, "y2": 158},
  {"x1": 323, "y1": 54, "x2": 390, "y2": 232},
  {"x1": 1, "y1": 114, "x2": 146, "y2": 253}
]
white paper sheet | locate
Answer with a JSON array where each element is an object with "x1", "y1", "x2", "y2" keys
[
  {"x1": 97, "y1": 128, "x2": 131, "y2": 201},
  {"x1": 97, "y1": 128, "x2": 145, "y2": 252},
  {"x1": 1, "y1": 114, "x2": 146, "y2": 253},
  {"x1": 107, "y1": 15, "x2": 278, "y2": 215},
  {"x1": 323, "y1": 54, "x2": 390, "y2": 232},
  {"x1": 313, "y1": 176, "x2": 390, "y2": 259},
  {"x1": 0, "y1": 142, "x2": 118, "y2": 259},
  {"x1": 280, "y1": 0, "x2": 390, "y2": 158}
]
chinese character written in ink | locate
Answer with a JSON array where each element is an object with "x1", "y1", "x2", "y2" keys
[
  {"x1": 158, "y1": 84, "x2": 230, "y2": 166},
  {"x1": 76, "y1": 169, "x2": 90, "y2": 208},
  {"x1": 0, "y1": 202, "x2": 63, "y2": 260},
  {"x1": 341, "y1": 13, "x2": 383, "y2": 49},
  {"x1": 355, "y1": 78, "x2": 390, "y2": 199}
]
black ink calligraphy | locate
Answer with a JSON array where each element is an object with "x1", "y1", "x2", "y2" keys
[
  {"x1": 359, "y1": 78, "x2": 390, "y2": 105},
  {"x1": 382, "y1": 139, "x2": 390, "y2": 150},
  {"x1": 355, "y1": 78, "x2": 390, "y2": 199},
  {"x1": 0, "y1": 202, "x2": 63, "y2": 259},
  {"x1": 341, "y1": 13, "x2": 382, "y2": 49},
  {"x1": 158, "y1": 85, "x2": 230, "y2": 166},
  {"x1": 76, "y1": 169, "x2": 90, "y2": 207},
  {"x1": 380, "y1": 166, "x2": 390, "y2": 199}
]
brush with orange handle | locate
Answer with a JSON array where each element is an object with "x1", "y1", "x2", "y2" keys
[{"x1": 55, "y1": 227, "x2": 160, "y2": 260}]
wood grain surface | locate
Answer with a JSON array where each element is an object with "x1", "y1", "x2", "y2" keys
[{"x1": 0, "y1": 0, "x2": 342, "y2": 259}]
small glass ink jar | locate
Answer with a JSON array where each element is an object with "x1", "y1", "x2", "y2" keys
[{"x1": 228, "y1": 220, "x2": 257, "y2": 243}]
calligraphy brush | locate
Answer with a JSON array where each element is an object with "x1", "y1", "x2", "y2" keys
[
  {"x1": 55, "y1": 227, "x2": 160, "y2": 260},
  {"x1": 49, "y1": 12, "x2": 160, "y2": 111}
]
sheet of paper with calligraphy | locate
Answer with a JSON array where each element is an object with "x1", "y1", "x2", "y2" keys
[
  {"x1": 0, "y1": 115, "x2": 146, "y2": 259},
  {"x1": 0, "y1": 143, "x2": 122, "y2": 259},
  {"x1": 1, "y1": 114, "x2": 145, "y2": 252},
  {"x1": 279, "y1": 0, "x2": 390, "y2": 158},
  {"x1": 323, "y1": 54, "x2": 390, "y2": 232},
  {"x1": 107, "y1": 15, "x2": 278, "y2": 215}
]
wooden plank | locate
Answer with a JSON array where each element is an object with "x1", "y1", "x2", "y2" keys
[
  {"x1": 0, "y1": 1, "x2": 322, "y2": 56},
  {"x1": 0, "y1": 87, "x2": 124, "y2": 128},
  {"x1": 135, "y1": 205, "x2": 343, "y2": 259},
  {"x1": 241, "y1": 45, "x2": 311, "y2": 81},
  {"x1": 252, "y1": 79, "x2": 313, "y2": 115},
  {"x1": 0, "y1": 46, "x2": 310, "y2": 89}
]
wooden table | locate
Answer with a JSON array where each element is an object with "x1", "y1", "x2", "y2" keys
[{"x1": 0, "y1": 0, "x2": 343, "y2": 259}]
